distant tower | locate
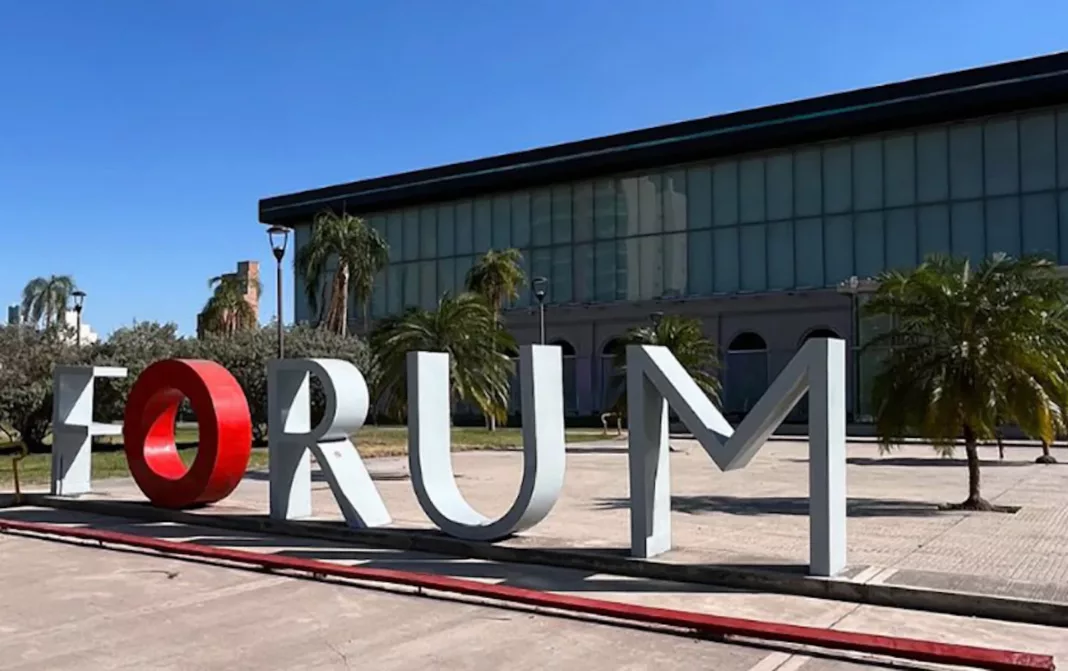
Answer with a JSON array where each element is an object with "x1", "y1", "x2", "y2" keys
[
  {"x1": 7, "y1": 304, "x2": 19, "y2": 325},
  {"x1": 197, "y1": 261, "x2": 260, "y2": 337}
]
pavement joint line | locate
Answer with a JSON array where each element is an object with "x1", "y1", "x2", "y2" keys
[
  {"x1": 867, "y1": 568, "x2": 900, "y2": 586},
  {"x1": 16, "y1": 494, "x2": 1068, "y2": 629},
  {"x1": 849, "y1": 565, "x2": 884, "y2": 584}
]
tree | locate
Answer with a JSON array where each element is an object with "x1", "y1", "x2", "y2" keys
[
  {"x1": 611, "y1": 314, "x2": 721, "y2": 414},
  {"x1": 370, "y1": 292, "x2": 515, "y2": 423},
  {"x1": 20, "y1": 275, "x2": 76, "y2": 330},
  {"x1": 465, "y1": 248, "x2": 525, "y2": 319},
  {"x1": 91, "y1": 321, "x2": 187, "y2": 422},
  {"x1": 0, "y1": 325, "x2": 89, "y2": 452},
  {"x1": 295, "y1": 210, "x2": 389, "y2": 335},
  {"x1": 200, "y1": 273, "x2": 261, "y2": 336},
  {"x1": 863, "y1": 253, "x2": 1068, "y2": 510},
  {"x1": 192, "y1": 324, "x2": 374, "y2": 443}
]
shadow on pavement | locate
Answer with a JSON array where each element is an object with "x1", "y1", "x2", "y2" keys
[
  {"x1": 596, "y1": 495, "x2": 945, "y2": 517},
  {"x1": 788, "y1": 456, "x2": 1034, "y2": 468},
  {"x1": 0, "y1": 506, "x2": 733, "y2": 595}
]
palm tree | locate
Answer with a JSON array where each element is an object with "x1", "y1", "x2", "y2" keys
[
  {"x1": 370, "y1": 292, "x2": 516, "y2": 423},
  {"x1": 611, "y1": 314, "x2": 721, "y2": 414},
  {"x1": 465, "y1": 248, "x2": 526, "y2": 319},
  {"x1": 20, "y1": 275, "x2": 76, "y2": 330},
  {"x1": 200, "y1": 273, "x2": 261, "y2": 336},
  {"x1": 863, "y1": 253, "x2": 1068, "y2": 510},
  {"x1": 295, "y1": 210, "x2": 389, "y2": 335}
]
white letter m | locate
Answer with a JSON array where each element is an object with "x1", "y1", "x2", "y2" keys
[{"x1": 627, "y1": 337, "x2": 846, "y2": 576}]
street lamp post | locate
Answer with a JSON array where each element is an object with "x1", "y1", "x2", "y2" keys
[
  {"x1": 71, "y1": 290, "x2": 86, "y2": 347},
  {"x1": 532, "y1": 276, "x2": 548, "y2": 344},
  {"x1": 845, "y1": 275, "x2": 861, "y2": 420},
  {"x1": 267, "y1": 225, "x2": 292, "y2": 359}
]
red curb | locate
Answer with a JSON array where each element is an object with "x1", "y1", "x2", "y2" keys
[{"x1": 0, "y1": 519, "x2": 1055, "y2": 671}]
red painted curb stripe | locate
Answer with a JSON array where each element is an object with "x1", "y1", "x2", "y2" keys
[{"x1": 0, "y1": 519, "x2": 1054, "y2": 671}]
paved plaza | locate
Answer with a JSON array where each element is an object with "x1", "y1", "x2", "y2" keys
[
  {"x1": 3, "y1": 437, "x2": 1068, "y2": 669},
  {"x1": 74, "y1": 437, "x2": 1068, "y2": 604}
]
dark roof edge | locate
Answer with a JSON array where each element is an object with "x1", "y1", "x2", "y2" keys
[{"x1": 260, "y1": 51, "x2": 1068, "y2": 223}]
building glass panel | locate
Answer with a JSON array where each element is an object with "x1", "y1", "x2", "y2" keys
[
  {"x1": 853, "y1": 139, "x2": 883, "y2": 211},
  {"x1": 984, "y1": 118, "x2": 1019, "y2": 196},
  {"x1": 1060, "y1": 192, "x2": 1068, "y2": 261},
  {"x1": 437, "y1": 204, "x2": 455, "y2": 257},
  {"x1": 951, "y1": 201, "x2": 985, "y2": 263},
  {"x1": 593, "y1": 240, "x2": 616, "y2": 301},
  {"x1": 532, "y1": 189, "x2": 552, "y2": 246},
  {"x1": 917, "y1": 128, "x2": 949, "y2": 203},
  {"x1": 403, "y1": 263, "x2": 419, "y2": 307},
  {"x1": 437, "y1": 257, "x2": 455, "y2": 299},
  {"x1": 766, "y1": 153, "x2": 793, "y2": 220},
  {"x1": 511, "y1": 192, "x2": 531, "y2": 248},
  {"x1": 713, "y1": 227, "x2": 740, "y2": 292},
  {"x1": 795, "y1": 149, "x2": 822, "y2": 216},
  {"x1": 823, "y1": 144, "x2": 852, "y2": 214},
  {"x1": 403, "y1": 210, "x2": 419, "y2": 261},
  {"x1": 685, "y1": 166, "x2": 712, "y2": 229},
  {"x1": 551, "y1": 245, "x2": 573, "y2": 303},
  {"x1": 986, "y1": 196, "x2": 1021, "y2": 257},
  {"x1": 386, "y1": 212, "x2": 404, "y2": 261},
  {"x1": 638, "y1": 233, "x2": 663, "y2": 299},
  {"x1": 713, "y1": 161, "x2": 739, "y2": 226},
  {"x1": 638, "y1": 174, "x2": 661, "y2": 234},
  {"x1": 1020, "y1": 113, "x2": 1056, "y2": 192},
  {"x1": 917, "y1": 204, "x2": 951, "y2": 261},
  {"x1": 824, "y1": 214, "x2": 854, "y2": 284},
  {"x1": 573, "y1": 182, "x2": 594, "y2": 242},
  {"x1": 686, "y1": 229, "x2": 713, "y2": 294},
  {"x1": 949, "y1": 124, "x2": 983, "y2": 200},
  {"x1": 884, "y1": 134, "x2": 916, "y2": 207},
  {"x1": 492, "y1": 195, "x2": 511, "y2": 249},
  {"x1": 473, "y1": 198, "x2": 493, "y2": 252},
  {"x1": 574, "y1": 243, "x2": 594, "y2": 302},
  {"x1": 1021, "y1": 193, "x2": 1058, "y2": 256},
  {"x1": 419, "y1": 207, "x2": 437, "y2": 259},
  {"x1": 885, "y1": 208, "x2": 917, "y2": 270},
  {"x1": 767, "y1": 220, "x2": 794, "y2": 289},
  {"x1": 1059, "y1": 110, "x2": 1068, "y2": 188},
  {"x1": 420, "y1": 260, "x2": 437, "y2": 309},
  {"x1": 593, "y1": 179, "x2": 616, "y2": 239},
  {"x1": 795, "y1": 217, "x2": 823, "y2": 286},
  {"x1": 387, "y1": 265, "x2": 403, "y2": 314},
  {"x1": 739, "y1": 158, "x2": 765, "y2": 223},
  {"x1": 853, "y1": 211, "x2": 884, "y2": 278},
  {"x1": 454, "y1": 255, "x2": 474, "y2": 297},
  {"x1": 663, "y1": 170, "x2": 687, "y2": 232},
  {"x1": 619, "y1": 177, "x2": 640, "y2": 236},
  {"x1": 552, "y1": 184, "x2": 573, "y2": 244},
  {"x1": 663, "y1": 232, "x2": 687, "y2": 296},
  {"x1": 623, "y1": 237, "x2": 641, "y2": 299},
  {"x1": 455, "y1": 201, "x2": 473, "y2": 254},
  {"x1": 739, "y1": 224, "x2": 767, "y2": 291}
]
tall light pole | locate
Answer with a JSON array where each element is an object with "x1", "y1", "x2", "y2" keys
[
  {"x1": 532, "y1": 276, "x2": 548, "y2": 344},
  {"x1": 71, "y1": 290, "x2": 86, "y2": 347},
  {"x1": 649, "y1": 310, "x2": 665, "y2": 337},
  {"x1": 267, "y1": 225, "x2": 291, "y2": 359}
]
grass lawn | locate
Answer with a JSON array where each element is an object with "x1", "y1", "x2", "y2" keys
[{"x1": 0, "y1": 426, "x2": 606, "y2": 487}]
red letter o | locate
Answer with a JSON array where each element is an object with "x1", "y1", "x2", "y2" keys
[{"x1": 123, "y1": 359, "x2": 252, "y2": 508}]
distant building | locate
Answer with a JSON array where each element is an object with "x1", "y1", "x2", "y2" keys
[
  {"x1": 7, "y1": 304, "x2": 19, "y2": 326},
  {"x1": 196, "y1": 260, "x2": 260, "y2": 337},
  {"x1": 62, "y1": 309, "x2": 99, "y2": 345}
]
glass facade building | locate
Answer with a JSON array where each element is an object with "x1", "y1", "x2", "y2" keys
[
  {"x1": 341, "y1": 106, "x2": 1068, "y2": 323},
  {"x1": 263, "y1": 54, "x2": 1068, "y2": 421}
]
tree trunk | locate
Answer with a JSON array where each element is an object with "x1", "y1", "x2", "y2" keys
[
  {"x1": 959, "y1": 425, "x2": 993, "y2": 510},
  {"x1": 1037, "y1": 439, "x2": 1058, "y2": 464}
]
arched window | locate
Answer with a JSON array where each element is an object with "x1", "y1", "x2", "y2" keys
[
  {"x1": 550, "y1": 339, "x2": 578, "y2": 414},
  {"x1": 599, "y1": 338, "x2": 626, "y2": 412},
  {"x1": 800, "y1": 327, "x2": 841, "y2": 344},
  {"x1": 725, "y1": 331, "x2": 769, "y2": 417}
]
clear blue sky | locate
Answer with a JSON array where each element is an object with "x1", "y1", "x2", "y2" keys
[{"x1": 2, "y1": 1, "x2": 1066, "y2": 337}]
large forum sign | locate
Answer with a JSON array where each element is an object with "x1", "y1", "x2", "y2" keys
[{"x1": 49, "y1": 340, "x2": 846, "y2": 576}]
